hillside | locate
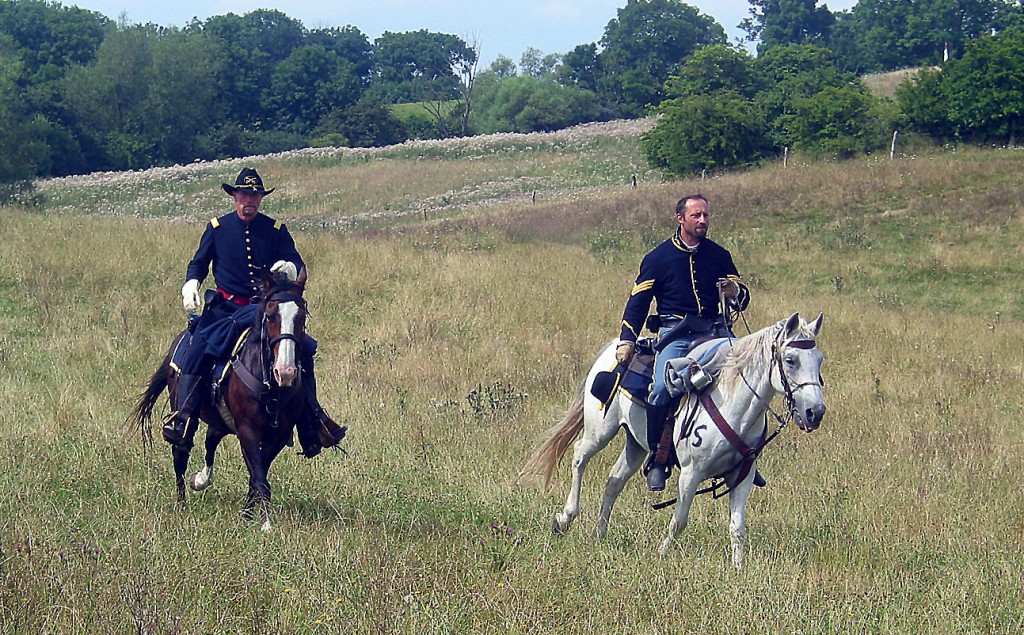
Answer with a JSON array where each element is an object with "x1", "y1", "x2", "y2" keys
[
  {"x1": 33, "y1": 118, "x2": 657, "y2": 229},
  {"x1": 3, "y1": 126, "x2": 1024, "y2": 632},
  {"x1": 862, "y1": 67, "x2": 923, "y2": 99}
]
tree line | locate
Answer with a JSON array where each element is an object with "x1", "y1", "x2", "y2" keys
[
  {"x1": 642, "y1": 0, "x2": 1024, "y2": 174},
  {"x1": 3, "y1": 0, "x2": 1024, "y2": 197}
]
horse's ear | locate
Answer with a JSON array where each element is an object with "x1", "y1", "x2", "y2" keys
[
  {"x1": 783, "y1": 312, "x2": 800, "y2": 339},
  {"x1": 296, "y1": 266, "x2": 307, "y2": 287},
  {"x1": 809, "y1": 312, "x2": 824, "y2": 337}
]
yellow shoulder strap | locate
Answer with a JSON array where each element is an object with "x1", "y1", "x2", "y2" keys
[{"x1": 210, "y1": 217, "x2": 220, "y2": 228}]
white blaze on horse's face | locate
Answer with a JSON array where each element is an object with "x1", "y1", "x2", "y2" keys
[
  {"x1": 273, "y1": 300, "x2": 299, "y2": 387},
  {"x1": 774, "y1": 313, "x2": 827, "y2": 432}
]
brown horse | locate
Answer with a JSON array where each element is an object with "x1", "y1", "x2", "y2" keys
[{"x1": 129, "y1": 269, "x2": 310, "y2": 530}]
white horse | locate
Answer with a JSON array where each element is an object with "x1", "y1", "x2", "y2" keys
[{"x1": 517, "y1": 312, "x2": 826, "y2": 569}]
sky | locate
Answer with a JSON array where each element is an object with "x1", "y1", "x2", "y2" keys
[{"x1": 65, "y1": 0, "x2": 859, "y2": 67}]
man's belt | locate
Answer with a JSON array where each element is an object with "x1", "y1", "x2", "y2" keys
[
  {"x1": 217, "y1": 288, "x2": 252, "y2": 306},
  {"x1": 653, "y1": 313, "x2": 718, "y2": 352}
]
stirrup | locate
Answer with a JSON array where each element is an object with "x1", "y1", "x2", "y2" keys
[
  {"x1": 643, "y1": 455, "x2": 671, "y2": 492},
  {"x1": 161, "y1": 411, "x2": 187, "y2": 445}
]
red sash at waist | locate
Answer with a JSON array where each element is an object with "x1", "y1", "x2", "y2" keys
[{"x1": 217, "y1": 288, "x2": 251, "y2": 306}]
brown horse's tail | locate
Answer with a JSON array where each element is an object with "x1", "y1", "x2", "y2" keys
[
  {"x1": 126, "y1": 349, "x2": 173, "y2": 448},
  {"x1": 514, "y1": 378, "x2": 587, "y2": 492}
]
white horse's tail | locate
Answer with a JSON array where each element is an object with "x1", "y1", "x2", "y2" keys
[{"x1": 514, "y1": 378, "x2": 587, "y2": 492}]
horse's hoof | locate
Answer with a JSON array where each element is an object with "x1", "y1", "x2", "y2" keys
[
  {"x1": 552, "y1": 515, "x2": 569, "y2": 536},
  {"x1": 190, "y1": 471, "x2": 213, "y2": 491}
]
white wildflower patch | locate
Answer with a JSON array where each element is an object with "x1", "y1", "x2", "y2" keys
[{"x1": 31, "y1": 118, "x2": 658, "y2": 228}]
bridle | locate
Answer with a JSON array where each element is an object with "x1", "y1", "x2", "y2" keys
[
  {"x1": 254, "y1": 288, "x2": 306, "y2": 427},
  {"x1": 770, "y1": 337, "x2": 824, "y2": 426},
  {"x1": 264, "y1": 291, "x2": 306, "y2": 353}
]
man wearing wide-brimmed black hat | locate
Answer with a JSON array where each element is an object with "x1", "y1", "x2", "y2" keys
[{"x1": 162, "y1": 167, "x2": 346, "y2": 456}]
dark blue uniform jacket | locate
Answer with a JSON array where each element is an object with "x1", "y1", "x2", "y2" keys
[
  {"x1": 619, "y1": 231, "x2": 750, "y2": 342},
  {"x1": 186, "y1": 211, "x2": 304, "y2": 300}
]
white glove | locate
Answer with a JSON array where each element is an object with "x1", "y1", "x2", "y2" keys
[
  {"x1": 181, "y1": 279, "x2": 201, "y2": 312},
  {"x1": 270, "y1": 260, "x2": 298, "y2": 282}
]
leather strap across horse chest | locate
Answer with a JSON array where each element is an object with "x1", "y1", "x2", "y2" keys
[{"x1": 698, "y1": 390, "x2": 767, "y2": 486}]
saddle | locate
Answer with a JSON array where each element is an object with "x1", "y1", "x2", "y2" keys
[
  {"x1": 590, "y1": 335, "x2": 732, "y2": 409},
  {"x1": 170, "y1": 327, "x2": 252, "y2": 398}
]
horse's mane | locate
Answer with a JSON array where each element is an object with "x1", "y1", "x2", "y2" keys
[
  {"x1": 717, "y1": 322, "x2": 779, "y2": 393},
  {"x1": 717, "y1": 316, "x2": 817, "y2": 394}
]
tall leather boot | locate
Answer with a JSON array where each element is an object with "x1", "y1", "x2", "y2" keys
[
  {"x1": 643, "y1": 403, "x2": 673, "y2": 491},
  {"x1": 162, "y1": 373, "x2": 201, "y2": 445},
  {"x1": 303, "y1": 370, "x2": 347, "y2": 449},
  {"x1": 294, "y1": 409, "x2": 323, "y2": 459}
]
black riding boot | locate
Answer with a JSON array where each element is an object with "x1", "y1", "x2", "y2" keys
[
  {"x1": 162, "y1": 373, "x2": 201, "y2": 445},
  {"x1": 294, "y1": 409, "x2": 323, "y2": 459},
  {"x1": 303, "y1": 370, "x2": 347, "y2": 448},
  {"x1": 643, "y1": 403, "x2": 672, "y2": 492}
]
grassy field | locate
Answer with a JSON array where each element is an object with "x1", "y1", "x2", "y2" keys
[
  {"x1": 861, "y1": 68, "x2": 923, "y2": 99},
  {"x1": 2, "y1": 120, "x2": 1023, "y2": 633}
]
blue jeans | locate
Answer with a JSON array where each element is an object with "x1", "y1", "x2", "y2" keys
[{"x1": 648, "y1": 327, "x2": 697, "y2": 407}]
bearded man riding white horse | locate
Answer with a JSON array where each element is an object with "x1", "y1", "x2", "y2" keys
[
  {"x1": 614, "y1": 193, "x2": 754, "y2": 491},
  {"x1": 517, "y1": 194, "x2": 828, "y2": 569}
]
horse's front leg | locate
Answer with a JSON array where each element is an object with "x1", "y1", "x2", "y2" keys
[
  {"x1": 190, "y1": 426, "x2": 228, "y2": 491},
  {"x1": 238, "y1": 433, "x2": 273, "y2": 532},
  {"x1": 727, "y1": 470, "x2": 756, "y2": 570},
  {"x1": 171, "y1": 441, "x2": 193, "y2": 504},
  {"x1": 594, "y1": 433, "x2": 647, "y2": 539},
  {"x1": 658, "y1": 457, "x2": 700, "y2": 557}
]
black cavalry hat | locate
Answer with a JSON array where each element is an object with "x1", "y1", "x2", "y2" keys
[{"x1": 222, "y1": 167, "x2": 275, "y2": 196}]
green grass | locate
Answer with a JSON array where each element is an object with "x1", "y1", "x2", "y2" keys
[{"x1": 2, "y1": 123, "x2": 1024, "y2": 632}]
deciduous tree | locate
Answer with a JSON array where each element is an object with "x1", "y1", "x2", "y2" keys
[
  {"x1": 740, "y1": 0, "x2": 835, "y2": 53},
  {"x1": 598, "y1": 0, "x2": 725, "y2": 116},
  {"x1": 370, "y1": 30, "x2": 475, "y2": 104},
  {"x1": 642, "y1": 89, "x2": 771, "y2": 174},
  {"x1": 266, "y1": 45, "x2": 362, "y2": 133}
]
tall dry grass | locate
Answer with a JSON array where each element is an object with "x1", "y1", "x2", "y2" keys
[
  {"x1": 1, "y1": 125, "x2": 1023, "y2": 633},
  {"x1": 862, "y1": 68, "x2": 923, "y2": 99}
]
